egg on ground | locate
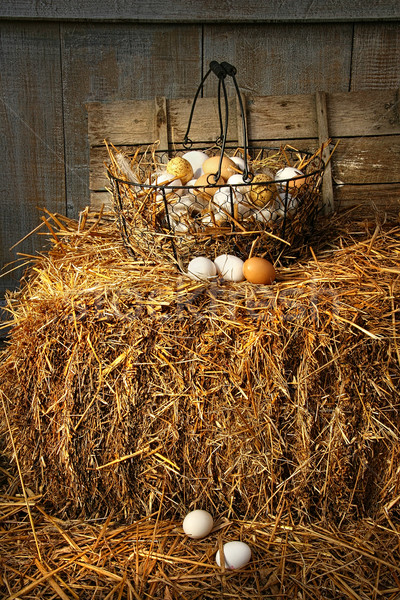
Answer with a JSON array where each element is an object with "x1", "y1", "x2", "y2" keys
[
  {"x1": 187, "y1": 256, "x2": 217, "y2": 281},
  {"x1": 214, "y1": 254, "x2": 245, "y2": 282},
  {"x1": 215, "y1": 541, "x2": 252, "y2": 569},
  {"x1": 243, "y1": 256, "x2": 276, "y2": 285},
  {"x1": 182, "y1": 509, "x2": 214, "y2": 539}
]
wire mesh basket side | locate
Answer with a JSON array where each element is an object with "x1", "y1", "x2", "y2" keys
[{"x1": 108, "y1": 144, "x2": 325, "y2": 268}]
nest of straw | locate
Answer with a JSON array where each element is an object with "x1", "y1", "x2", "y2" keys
[
  {"x1": 1, "y1": 484, "x2": 400, "y2": 600},
  {"x1": 1, "y1": 208, "x2": 399, "y2": 531},
  {"x1": 107, "y1": 142, "x2": 327, "y2": 268}
]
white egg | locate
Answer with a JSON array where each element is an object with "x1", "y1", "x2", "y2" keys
[
  {"x1": 230, "y1": 155, "x2": 246, "y2": 171},
  {"x1": 214, "y1": 254, "x2": 245, "y2": 282},
  {"x1": 182, "y1": 151, "x2": 209, "y2": 179},
  {"x1": 275, "y1": 167, "x2": 305, "y2": 188},
  {"x1": 201, "y1": 210, "x2": 226, "y2": 227},
  {"x1": 253, "y1": 205, "x2": 278, "y2": 224},
  {"x1": 182, "y1": 510, "x2": 214, "y2": 539},
  {"x1": 212, "y1": 186, "x2": 252, "y2": 219},
  {"x1": 155, "y1": 173, "x2": 184, "y2": 203},
  {"x1": 185, "y1": 178, "x2": 198, "y2": 187},
  {"x1": 173, "y1": 221, "x2": 189, "y2": 233},
  {"x1": 215, "y1": 541, "x2": 252, "y2": 569},
  {"x1": 276, "y1": 191, "x2": 299, "y2": 217},
  {"x1": 226, "y1": 173, "x2": 252, "y2": 194},
  {"x1": 187, "y1": 257, "x2": 217, "y2": 281},
  {"x1": 171, "y1": 195, "x2": 205, "y2": 215}
]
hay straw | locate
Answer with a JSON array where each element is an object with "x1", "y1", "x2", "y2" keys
[
  {"x1": 0, "y1": 208, "x2": 399, "y2": 598},
  {"x1": 0, "y1": 487, "x2": 399, "y2": 599}
]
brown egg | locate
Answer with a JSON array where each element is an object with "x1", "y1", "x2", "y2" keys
[
  {"x1": 193, "y1": 172, "x2": 225, "y2": 200},
  {"x1": 166, "y1": 157, "x2": 193, "y2": 185},
  {"x1": 248, "y1": 174, "x2": 278, "y2": 208},
  {"x1": 203, "y1": 155, "x2": 237, "y2": 181},
  {"x1": 243, "y1": 256, "x2": 276, "y2": 285}
]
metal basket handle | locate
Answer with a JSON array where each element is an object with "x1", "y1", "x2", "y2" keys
[{"x1": 183, "y1": 61, "x2": 252, "y2": 183}]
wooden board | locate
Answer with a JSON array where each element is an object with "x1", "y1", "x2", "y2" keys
[
  {"x1": 0, "y1": 21, "x2": 65, "y2": 298},
  {"x1": 351, "y1": 23, "x2": 400, "y2": 91},
  {"x1": 60, "y1": 22, "x2": 202, "y2": 217},
  {"x1": 87, "y1": 89, "x2": 400, "y2": 216},
  {"x1": 203, "y1": 23, "x2": 354, "y2": 96},
  {"x1": 1, "y1": 0, "x2": 399, "y2": 22}
]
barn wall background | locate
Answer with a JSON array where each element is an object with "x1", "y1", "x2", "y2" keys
[{"x1": 1, "y1": 2, "x2": 399, "y2": 309}]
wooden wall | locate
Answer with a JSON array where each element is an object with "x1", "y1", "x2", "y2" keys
[{"x1": 1, "y1": 3, "x2": 400, "y2": 303}]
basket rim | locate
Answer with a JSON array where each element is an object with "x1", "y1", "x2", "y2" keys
[{"x1": 108, "y1": 144, "x2": 325, "y2": 191}]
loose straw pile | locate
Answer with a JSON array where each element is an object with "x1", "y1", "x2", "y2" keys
[
  {"x1": 0, "y1": 208, "x2": 399, "y2": 597},
  {"x1": 0, "y1": 491, "x2": 399, "y2": 599}
]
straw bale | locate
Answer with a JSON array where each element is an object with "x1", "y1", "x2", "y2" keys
[{"x1": 0, "y1": 210, "x2": 399, "y2": 530}]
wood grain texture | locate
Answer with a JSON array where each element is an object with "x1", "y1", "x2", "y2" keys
[
  {"x1": 334, "y1": 183, "x2": 400, "y2": 216},
  {"x1": 327, "y1": 89, "x2": 400, "y2": 137},
  {"x1": 1, "y1": 0, "x2": 399, "y2": 22},
  {"x1": 88, "y1": 94, "x2": 400, "y2": 215},
  {"x1": 246, "y1": 95, "x2": 318, "y2": 139},
  {"x1": 315, "y1": 91, "x2": 334, "y2": 214},
  {"x1": 0, "y1": 21, "x2": 65, "y2": 297},
  {"x1": 351, "y1": 23, "x2": 400, "y2": 91},
  {"x1": 61, "y1": 22, "x2": 202, "y2": 218},
  {"x1": 203, "y1": 23, "x2": 354, "y2": 96},
  {"x1": 332, "y1": 136, "x2": 400, "y2": 184}
]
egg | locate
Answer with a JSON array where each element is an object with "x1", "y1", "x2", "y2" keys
[
  {"x1": 155, "y1": 173, "x2": 184, "y2": 202},
  {"x1": 253, "y1": 205, "x2": 278, "y2": 224},
  {"x1": 226, "y1": 173, "x2": 252, "y2": 194},
  {"x1": 203, "y1": 155, "x2": 237, "y2": 181},
  {"x1": 193, "y1": 173, "x2": 225, "y2": 201},
  {"x1": 170, "y1": 194, "x2": 205, "y2": 217},
  {"x1": 215, "y1": 541, "x2": 252, "y2": 569},
  {"x1": 182, "y1": 509, "x2": 214, "y2": 539},
  {"x1": 276, "y1": 190, "x2": 299, "y2": 217},
  {"x1": 248, "y1": 174, "x2": 278, "y2": 208},
  {"x1": 275, "y1": 166, "x2": 306, "y2": 189},
  {"x1": 230, "y1": 155, "x2": 246, "y2": 171},
  {"x1": 243, "y1": 256, "x2": 276, "y2": 285},
  {"x1": 166, "y1": 157, "x2": 193, "y2": 185},
  {"x1": 182, "y1": 151, "x2": 209, "y2": 179},
  {"x1": 187, "y1": 256, "x2": 217, "y2": 281},
  {"x1": 214, "y1": 254, "x2": 245, "y2": 282},
  {"x1": 212, "y1": 186, "x2": 252, "y2": 220}
]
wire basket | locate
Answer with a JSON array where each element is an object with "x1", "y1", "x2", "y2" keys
[{"x1": 108, "y1": 61, "x2": 325, "y2": 269}]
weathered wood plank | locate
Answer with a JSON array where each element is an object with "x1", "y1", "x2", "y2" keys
[
  {"x1": 87, "y1": 100, "x2": 163, "y2": 147},
  {"x1": 246, "y1": 95, "x2": 318, "y2": 140},
  {"x1": 0, "y1": 21, "x2": 65, "y2": 297},
  {"x1": 203, "y1": 23, "x2": 354, "y2": 96},
  {"x1": 315, "y1": 91, "x2": 334, "y2": 214},
  {"x1": 61, "y1": 22, "x2": 202, "y2": 218},
  {"x1": 332, "y1": 136, "x2": 400, "y2": 184},
  {"x1": 351, "y1": 23, "x2": 400, "y2": 91},
  {"x1": 1, "y1": 1, "x2": 399, "y2": 22},
  {"x1": 168, "y1": 97, "x2": 238, "y2": 144},
  {"x1": 334, "y1": 183, "x2": 400, "y2": 215},
  {"x1": 327, "y1": 89, "x2": 400, "y2": 137}
]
